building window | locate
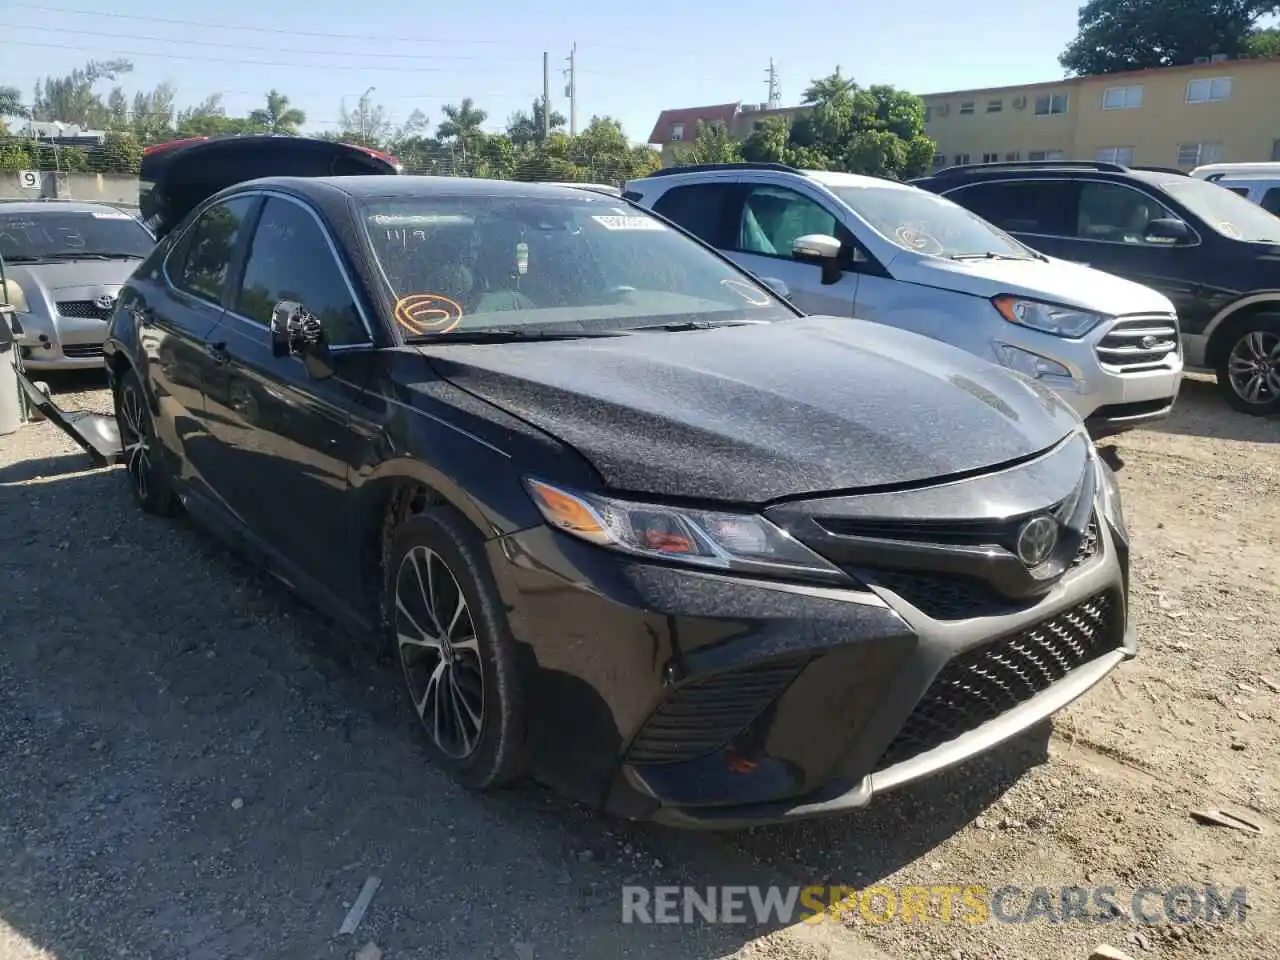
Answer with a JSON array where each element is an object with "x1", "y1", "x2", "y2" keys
[
  {"x1": 1186, "y1": 77, "x2": 1232, "y2": 103},
  {"x1": 924, "y1": 106, "x2": 932, "y2": 122},
  {"x1": 932, "y1": 153, "x2": 946, "y2": 169},
  {"x1": 1034, "y1": 94, "x2": 1069, "y2": 116},
  {"x1": 670, "y1": 123, "x2": 685, "y2": 141},
  {"x1": 959, "y1": 101, "x2": 975, "y2": 115},
  {"x1": 1176, "y1": 141, "x2": 1224, "y2": 165},
  {"x1": 954, "y1": 153, "x2": 971, "y2": 165},
  {"x1": 1005, "y1": 151, "x2": 1020, "y2": 161},
  {"x1": 987, "y1": 99, "x2": 1003, "y2": 113},
  {"x1": 1095, "y1": 146, "x2": 1135, "y2": 165},
  {"x1": 1102, "y1": 85, "x2": 1144, "y2": 110},
  {"x1": 982, "y1": 152, "x2": 999, "y2": 163},
  {"x1": 1028, "y1": 150, "x2": 1067, "y2": 161}
]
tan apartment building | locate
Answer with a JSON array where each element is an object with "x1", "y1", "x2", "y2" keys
[
  {"x1": 649, "y1": 57, "x2": 1280, "y2": 171},
  {"x1": 923, "y1": 57, "x2": 1280, "y2": 171}
]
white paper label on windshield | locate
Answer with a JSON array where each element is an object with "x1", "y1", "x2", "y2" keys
[
  {"x1": 590, "y1": 215, "x2": 666, "y2": 231},
  {"x1": 91, "y1": 210, "x2": 134, "y2": 219}
]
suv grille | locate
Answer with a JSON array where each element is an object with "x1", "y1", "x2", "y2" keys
[
  {"x1": 56, "y1": 300, "x2": 114, "y2": 321},
  {"x1": 1096, "y1": 315, "x2": 1179, "y2": 372},
  {"x1": 62, "y1": 343, "x2": 105, "y2": 359},
  {"x1": 873, "y1": 590, "x2": 1122, "y2": 771},
  {"x1": 625, "y1": 658, "x2": 809, "y2": 765}
]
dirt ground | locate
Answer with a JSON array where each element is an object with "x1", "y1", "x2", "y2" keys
[{"x1": 1, "y1": 371, "x2": 1276, "y2": 960}]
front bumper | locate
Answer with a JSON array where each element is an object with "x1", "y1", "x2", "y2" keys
[
  {"x1": 14, "y1": 310, "x2": 109, "y2": 370},
  {"x1": 489, "y1": 464, "x2": 1132, "y2": 827}
]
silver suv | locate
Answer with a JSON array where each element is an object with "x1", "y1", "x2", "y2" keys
[{"x1": 624, "y1": 163, "x2": 1184, "y2": 438}]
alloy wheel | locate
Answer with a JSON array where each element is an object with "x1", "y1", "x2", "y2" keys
[
  {"x1": 118, "y1": 382, "x2": 153, "y2": 502},
  {"x1": 1227, "y1": 329, "x2": 1280, "y2": 406},
  {"x1": 395, "y1": 546, "x2": 485, "y2": 759}
]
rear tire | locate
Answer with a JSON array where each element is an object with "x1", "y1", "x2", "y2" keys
[
  {"x1": 383, "y1": 506, "x2": 527, "y2": 790},
  {"x1": 114, "y1": 367, "x2": 180, "y2": 515},
  {"x1": 1215, "y1": 314, "x2": 1280, "y2": 416}
]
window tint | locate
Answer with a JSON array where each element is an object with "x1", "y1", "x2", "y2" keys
[
  {"x1": 651, "y1": 184, "x2": 736, "y2": 247},
  {"x1": 235, "y1": 197, "x2": 368, "y2": 346},
  {"x1": 735, "y1": 186, "x2": 840, "y2": 259},
  {"x1": 1076, "y1": 182, "x2": 1176, "y2": 243},
  {"x1": 170, "y1": 197, "x2": 255, "y2": 304},
  {"x1": 1260, "y1": 188, "x2": 1280, "y2": 216},
  {"x1": 948, "y1": 181, "x2": 1075, "y2": 237}
]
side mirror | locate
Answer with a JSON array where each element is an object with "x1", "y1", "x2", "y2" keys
[
  {"x1": 1144, "y1": 218, "x2": 1191, "y2": 244},
  {"x1": 269, "y1": 299, "x2": 333, "y2": 379},
  {"x1": 791, "y1": 233, "x2": 845, "y2": 285},
  {"x1": 759, "y1": 277, "x2": 791, "y2": 300}
]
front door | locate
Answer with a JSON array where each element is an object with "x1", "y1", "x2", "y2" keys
[{"x1": 201, "y1": 194, "x2": 377, "y2": 593}]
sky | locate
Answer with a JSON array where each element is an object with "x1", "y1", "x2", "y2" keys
[{"x1": 2, "y1": 0, "x2": 1087, "y2": 145}]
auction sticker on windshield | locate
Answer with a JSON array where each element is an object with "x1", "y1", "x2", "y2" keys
[
  {"x1": 92, "y1": 210, "x2": 135, "y2": 219},
  {"x1": 591, "y1": 215, "x2": 666, "y2": 231}
]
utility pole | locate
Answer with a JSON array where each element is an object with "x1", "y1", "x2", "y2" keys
[
  {"x1": 542, "y1": 52, "x2": 551, "y2": 140},
  {"x1": 564, "y1": 43, "x2": 577, "y2": 137},
  {"x1": 764, "y1": 59, "x2": 781, "y2": 109}
]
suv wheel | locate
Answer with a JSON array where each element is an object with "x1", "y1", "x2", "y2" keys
[
  {"x1": 384, "y1": 506, "x2": 527, "y2": 789},
  {"x1": 114, "y1": 367, "x2": 180, "y2": 515},
  {"x1": 1217, "y1": 314, "x2": 1280, "y2": 416}
]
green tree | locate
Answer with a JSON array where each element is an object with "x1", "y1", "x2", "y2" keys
[
  {"x1": 741, "y1": 115, "x2": 792, "y2": 163},
  {"x1": 93, "y1": 131, "x2": 144, "y2": 174},
  {"x1": 1059, "y1": 0, "x2": 1280, "y2": 75},
  {"x1": 337, "y1": 91, "x2": 393, "y2": 147},
  {"x1": 131, "y1": 82, "x2": 177, "y2": 142},
  {"x1": 248, "y1": 89, "x2": 305, "y2": 134},
  {"x1": 1245, "y1": 24, "x2": 1280, "y2": 56},
  {"x1": 437, "y1": 98, "x2": 488, "y2": 155},
  {"x1": 0, "y1": 86, "x2": 25, "y2": 119},
  {"x1": 30, "y1": 59, "x2": 133, "y2": 126},
  {"x1": 675, "y1": 120, "x2": 743, "y2": 165},
  {"x1": 506, "y1": 98, "x2": 567, "y2": 146}
]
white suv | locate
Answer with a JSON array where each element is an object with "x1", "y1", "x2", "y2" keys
[{"x1": 624, "y1": 163, "x2": 1185, "y2": 438}]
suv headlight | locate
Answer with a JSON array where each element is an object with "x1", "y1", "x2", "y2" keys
[
  {"x1": 524, "y1": 479, "x2": 846, "y2": 582},
  {"x1": 993, "y1": 295, "x2": 1106, "y2": 338}
]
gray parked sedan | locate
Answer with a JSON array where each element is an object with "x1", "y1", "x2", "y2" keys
[{"x1": 0, "y1": 199, "x2": 155, "y2": 370}]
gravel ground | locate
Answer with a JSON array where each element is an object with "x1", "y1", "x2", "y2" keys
[{"x1": 1, "y1": 370, "x2": 1277, "y2": 960}]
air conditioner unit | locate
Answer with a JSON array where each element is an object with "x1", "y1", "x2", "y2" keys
[
  {"x1": 936, "y1": 103, "x2": 950, "y2": 116},
  {"x1": 1210, "y1": 53, "x2": 1229, "y2": 62},
  {"x1": 1012, "y1": 96, "x2": 1028, "y2": 110},
  {"x1": 1193, "y1": 56, "x2": 1210, "y2": 64}
]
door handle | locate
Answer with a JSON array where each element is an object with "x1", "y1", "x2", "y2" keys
[{"x1": 206, "y1": 341, "x2": 231, "y2": 365}]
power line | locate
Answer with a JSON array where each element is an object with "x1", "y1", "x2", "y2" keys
[{"x1": 1, "y1": 22, "x2": 490, "y2": 62}]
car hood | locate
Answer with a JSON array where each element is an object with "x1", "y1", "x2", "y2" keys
[
  {"x1": 420, "y1": 316, "x2": 1084, "y2": 503},
  {"x1": 893, "y1": 254, "x2": 1177, "y2": 316},
  {"x1": 5, "y1": 259, "x2": 140, "y2": 290}
]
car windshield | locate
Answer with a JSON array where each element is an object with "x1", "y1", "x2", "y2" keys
[
  {"x1": 0, "y1": 209, "x2": 153, "y2": 261},
  {"x1": 1157, "y1": 177, "x2": 1280, "y2": 243},
  {"x1": 826, "y1": 183, "x2": 1033, "y2": 260},
  {"x1": 360, "y1": 194, "x2": 794, "y2": 338}
]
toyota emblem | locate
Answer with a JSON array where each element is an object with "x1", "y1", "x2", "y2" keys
[
  {"x1": 1015, "y1": 515, "x2": 1059, "y2": 567},
  {"x1": 94, "y1": 294, "x2": 118, "y2": 311}
]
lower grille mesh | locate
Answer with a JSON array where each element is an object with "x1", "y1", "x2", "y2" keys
[
  {"x1": 626, "y1": 658, "x2": 808, "y2": 765},
  {"x1": 873, "y1": 591, "x2": 1121, "y2": 772}
]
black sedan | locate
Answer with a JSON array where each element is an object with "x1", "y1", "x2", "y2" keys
[{"x1": 103, "y1": 174, "x2": 1135, "y2": 827}]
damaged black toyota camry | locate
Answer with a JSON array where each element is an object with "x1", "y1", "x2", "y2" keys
[{"x1": 104, "y1": 168, "x2": 1133, "y2": 828}]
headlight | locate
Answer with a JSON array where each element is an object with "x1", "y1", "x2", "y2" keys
[
  {"x1": 1092, "y1": 450, "x2": 1128, "y2": 543},
  {"x1": 524, "y1": 478, "x2": 846, "y2": 582},
  {"x1": 993, "y1": 295, "x2": 1106, "y2": 338},
  {"x1": 995, "y1": 344, "x2": 1071, "y2": 380}
]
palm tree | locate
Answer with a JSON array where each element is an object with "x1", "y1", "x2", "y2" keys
[
  {"x1": 436, "y1": 98, "x2": 487, "y2": 155},
  {"x1": 801, "y1": 67, "x2": 856, "y2": 105},
  {"x1": 248, "y1": 89, "x2": 306, "y2": 134}
]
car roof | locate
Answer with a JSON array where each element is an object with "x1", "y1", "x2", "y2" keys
[
  {"x1": 0, "y1": 199, "x2": 132, "y2": 215},
  {"x1": 801, "y1": 170, "x2": 915, "y2": 191},
  {"x1": 239, "y1": 175, "x2": 623, "y2": 202}
]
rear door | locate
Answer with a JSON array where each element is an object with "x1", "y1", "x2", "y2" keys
[{"x1": 202, "y1": 193, "x2": 376, "y2": 595}]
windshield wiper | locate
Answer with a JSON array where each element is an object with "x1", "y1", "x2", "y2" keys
[
  {"x1": 950, "y1": 252, "x2": 1034, "y2": 261},
  {"x1": 408, "y1": 328, "x2": 633, "y2": 344},
  {"x1": 627, "y1": 319, "x2": 756, "y2": 332}
]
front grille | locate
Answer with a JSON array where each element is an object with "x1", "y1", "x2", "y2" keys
[
  {"x1": 1071, "y1": 514, "x2": 1099, "y2": 569},
  {"x1": 62, "y1": 343, "x2": 105, "y2": 359},
  {"x1": 868, "y1": 570, "x2": 1027, "y2": 620},
  {"x1": 873, "y1": 590, "x2": 1122, "y2": 771},
  {"x1": 625, "y1": 658, "x2": 808, "y2": 765},
  {"x1": 1096, "y1": 315, "x2": 1179, "y2": 372},
  {"x1": 56, "y1": 300, "x2": 113, "y2": 321}
]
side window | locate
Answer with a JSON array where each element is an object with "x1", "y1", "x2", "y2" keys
[
  {"x1": 949, "y1": 181, "x2": 1075, "y2": 237},
  {"x1": 1076, "y1": 182, "x2": 1176, "y2": 244},
  {"x1": 651, "y1": 183, "x2": 737, "y2": 247},
  {"x1": 169, "y1": 197, "x2": 255, "y2": 304},
  {"x1": 1259, "y1": 188, "x2": 1280, "y2": 216},
  {"x1": 735, "y1": 185, "x2": 842, "y2": 259},
  {"x1": 235, "y1": 197, "x2": 368, "y2": 347}
]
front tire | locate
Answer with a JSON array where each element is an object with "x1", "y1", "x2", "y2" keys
[
  {"x1": 114, "y1": 367, "x2": 180, "y2": 515},
  {"x1": 384, "y1": 506, "x2": 527, "y2": 790},
  {"x1": 1216, "y1": 314, "x2": 1280, "y2": 416}
]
